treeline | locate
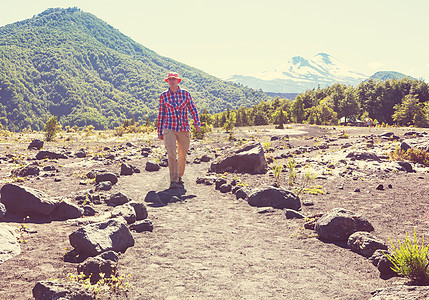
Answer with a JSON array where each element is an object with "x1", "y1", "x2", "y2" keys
[
  {"x1": 0, "y1": 8, "x2": 268, "y2": 131},
  {"x1": 208, "y1": 77, "x2": 429, "y2": 129}
]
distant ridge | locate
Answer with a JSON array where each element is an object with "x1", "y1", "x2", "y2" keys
[
  {"x1": 368, "y1": 71, "x2": 415, "y2": 81},
  {"x1": 0, "y1": 7, "x2": 268, "y2": 131},
  {"x1": 264, "y1": 92, "x2": 298, "y2": 100}
]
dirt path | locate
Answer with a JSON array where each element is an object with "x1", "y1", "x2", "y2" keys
[{"x1": 117, "y1": 162, "x2": 394, "y2": 299}]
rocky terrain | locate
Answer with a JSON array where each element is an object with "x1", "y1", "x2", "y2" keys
[{"x1": 0, "y1": 124, "x2": 429, "y2": 299}]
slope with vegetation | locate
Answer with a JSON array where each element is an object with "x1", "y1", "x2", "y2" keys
[{"x1": 0, "y1": 7, "x2": 268, "y2": 131}]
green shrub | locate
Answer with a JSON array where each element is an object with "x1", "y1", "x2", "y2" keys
[
  {"x1": 389, "y1": 147, "x2": 429, "y2": 166},
  {"x1": 192, "y1": 123, "x2": 211, "y2": 140},
  {"x1": 44, "y1": 116, "x2": 60, "y2": 141},
  {"x1": 386, "y1": 229, "x2": 429, "y2": 284}
]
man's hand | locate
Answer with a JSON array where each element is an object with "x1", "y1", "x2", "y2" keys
[
  {"x1": 158, "y1": 135, "x2": 164, "y2": 140},
  {"x1": 195, "y1": 125, "x2": 201, "y2": 132}
]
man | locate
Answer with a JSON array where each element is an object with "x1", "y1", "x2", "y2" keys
[{"x1": 157, "y1": 72, "x2": 201, "y2": 189}]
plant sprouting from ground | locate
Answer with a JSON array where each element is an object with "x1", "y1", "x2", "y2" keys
[
  {"x1": 386, "y1": 228, "x2": 429, "y2": 284},
  {"x1": 271, "y1": 159, "x2": 283, "y2": 184},
  {"x1": 294, "y1": 166, "x2": 317, "y2": 196},
  {"x1": 286, "y1": 158, "x2": 297, "y2": 187},
  {"x1": 62, "y1": 271, "x2": 131, "y2": 297},
  {"x1": 262, "y1": 141, "x2": 271, "y2": 152}
]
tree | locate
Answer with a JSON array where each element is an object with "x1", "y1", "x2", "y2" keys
[
  {"x1": 393, "y1": 95, "x2": 428, "y2": 127},
  {"x1": 253, "y1": 112, "x2": 267, "y2": 126},
  {"x1": 44, "y1": 116, "x2": 60, "y2": 141},
  {"x1": 338, "y1": 86, "x2": 360, "y2": 120},
  {"x1": 276, "y1": 109, "x2": 285, "y2": 129},
  {"x1": 290, "y1": 96, "x2": 305, "y2": 123}
]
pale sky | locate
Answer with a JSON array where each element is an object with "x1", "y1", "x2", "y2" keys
[{"x1": 2, "y1": 0, "x2": 429, "y2": 81}]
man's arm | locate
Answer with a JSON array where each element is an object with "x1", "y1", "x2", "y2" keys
[
  {"x1": 157, "y1": 95, "x2": 165, "y2": 139},
  {"x1": 187, "y1": 93, "x2": 201, "y2": 131}
]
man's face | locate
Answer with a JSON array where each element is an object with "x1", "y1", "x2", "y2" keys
[{"x1": 168, "y1": 78, "x2": 178, "y2": 89}]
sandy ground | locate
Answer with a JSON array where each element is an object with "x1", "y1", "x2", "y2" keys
[{"x1": 0, "y1": 124, "x2": 428, "y2": 299}]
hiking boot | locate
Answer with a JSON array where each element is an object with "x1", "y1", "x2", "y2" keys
[
  {"x1": 178, "y1": 177, "x2": 184, "y2": 184},
  {"x1": 169, "y1": 182, "x2": 181, "y2": 189}
]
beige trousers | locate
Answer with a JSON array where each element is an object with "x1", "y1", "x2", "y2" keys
[{"x1": 163, "y1": 129, "x2": 190, "y2": 183}]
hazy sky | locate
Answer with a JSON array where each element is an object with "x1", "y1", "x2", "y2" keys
[{"x1": 2, "y1": 0, "x2": 429, "y2": 80}]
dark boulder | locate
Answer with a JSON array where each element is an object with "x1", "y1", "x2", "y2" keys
[
  {"x1": 32, "y1": 280, "x2": 93, "y2": 300},
  {"x1": 128, "y1": 201, "x2": 148, "y2": 220},
  {"x1": 106, "y1": 192, "x2": 130, "y2": 207},
  {"x1": 200, "y1": 154, "x2": 212, "y2": 162},
  {"x1": 111, "y1": 203, "x2": 137, "y2": 224},
  {"x1": 369, "y1": 249, "x2": 397, "y2": 277},
  {"x1": 35, "y1": 150, "x2": 68, "y2": 160},
  {"x1": 0, "y1": 184, "x2": 58, "y2": 216},
  {"x1": 397, "y1": 161, "x2": 414, "y2": 172},
  {"x1": 77, "y1": 251, "x2": 118, "y2": 284},
  {"x1": 285, "y1": 209, "x2": 306, "y2": 219},
  {"x1": 315, "y1": 208, "x2": 374, "y2": 242},
  {"x1": 347, "y1": 231, "x2": 388, "y2": 257},
  {"x1": 52, "y1": 200, "x2": 84, "y2": 221},
  {"x1": 219, "y1": 184, "x2": 232, "y2": 193},
  {"x1": 234, "y1": 187, "x2": 251, "y2": 200},
  {"x1": 11, "y1": 164, "x2": 40, "y2": 177},
  {"x1": 95, "y1": 172, "x2": 118, "y2": 185},
  {"x1": 215, "y1": 178, "x2": 227, "y2": 190},
  {"x1": 130, "y1": 219, "x2": 153, "y2": 232},
  {"x1": 94, "y1": 181, "x2": 112, "y2": 191},
  {"x1": 145, "y1": 161, "x2": 160, "y2": 172},
  {"x1": 400, "y1": 142, "x2": 411, "y2": 152},
  {"x1": 247, "y1": 187, "x2": 300, "y2": 210},
  {"x1": 28, "y1": 139, "x2": 44, "y2": 150},
  {"x1": 210, "y1": 142, "x2": 267, "y2": 174},
  {"x1": 69, "y1": 218, "x2": 134, "y2": 256},
  {"x1": 120, "y1": 163, "x2": 138, "y2": 175},
  {"x1": 345, "y1": 151, "x2": 381, "y2": 161}
]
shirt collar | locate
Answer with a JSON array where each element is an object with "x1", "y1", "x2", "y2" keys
[{"x1": 168, "y1": 86, "x2": 181, "y2": 94}]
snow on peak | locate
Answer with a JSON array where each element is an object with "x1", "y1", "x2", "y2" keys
[
  {"x1": 227, "y1": 53, "x2": 369, "y2": 93},
  {"x1": 248, "y1": 53, "x2": 367, "y2": 82}
]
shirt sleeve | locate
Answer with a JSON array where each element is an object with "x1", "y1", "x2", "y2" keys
[
  {"x1": 187, "y1": 92, "x2": 201, "y2": 127},
  {"x1": 157, "y1": 94, "x2": 165, "y2": 136}
]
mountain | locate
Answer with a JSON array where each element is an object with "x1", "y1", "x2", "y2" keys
[
  {"x1": 0, "y1": 8, "x2": 268, "y2": 131},
  {"x1": 226, "y1": 53, "x2": 368, "y2": 93},
  {"x1": 368, "y1": 71, "x2": 414, "y2": 81}
]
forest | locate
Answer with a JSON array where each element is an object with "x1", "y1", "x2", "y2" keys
[
  {"x1": 209, "y1": 77, "x2": 429, "y2": 130},
  {"x1": 0, "y1": 8, "x2": 268, "y2": 132}
]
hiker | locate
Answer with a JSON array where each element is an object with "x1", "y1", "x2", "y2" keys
[{"x1": 157, "y1": 72, "x2": 201, "y2": 189}]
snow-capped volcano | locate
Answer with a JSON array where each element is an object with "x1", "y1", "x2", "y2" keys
[{"x1": 226, "y1": 53, "x2": 368, "y2": 93}]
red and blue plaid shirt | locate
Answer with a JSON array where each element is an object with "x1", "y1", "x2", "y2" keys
[{"x1": 157, "y1": 87, "x2": 201, "y2": 136}]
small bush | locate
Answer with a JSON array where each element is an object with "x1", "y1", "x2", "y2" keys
[
  {"x1": 192, "y1": 123, "x2": 211, "y2": 140},
  {"x1": 386, "y1": 229, "x2": 429, "y2": 284},
  {"x1": 389, "y1": 147, "x2": 429, "y2": 166},
  {"x1": 44, "y1": 116, "x2": 60, "y2": 141}
]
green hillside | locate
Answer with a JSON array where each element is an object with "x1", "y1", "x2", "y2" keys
[{"x1": 0, "y1": 7, "x2": 268, "y2": 131}]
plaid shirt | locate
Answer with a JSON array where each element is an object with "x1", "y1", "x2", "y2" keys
[{"x1": 157, "y1": 87, "x2": 201, "y2": 136}]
